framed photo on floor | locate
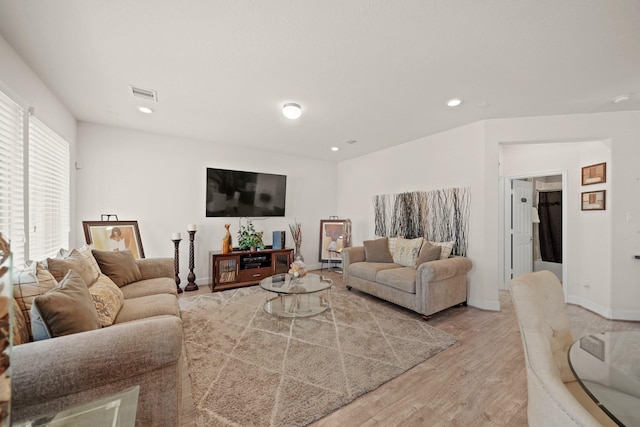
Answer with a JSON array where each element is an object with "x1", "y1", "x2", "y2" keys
[
  {"x1": 581, "y1": 190, "x2": 606, "y2": 211},
  {"x1": 82, "y1": 220, "x2": 145, "y2": 258},
  {"x1": 319, "y1": 219, "x2": 347, "y2": 262}
]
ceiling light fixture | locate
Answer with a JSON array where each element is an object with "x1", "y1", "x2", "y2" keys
[
  {"x1": 447, "y1": 98, "x2": 462, "y2": 107},
  {"x1": 282, "y1": 103, "x2": 302, "y2": 119},
  {"x1": 331, "y1": 146, "x2": 339, "y2": 151},
  {"x1": 612, "y1": 94, "x2": 631, "y2": 104},
  {"x1": 137, "y1": 106, "x2": 153, "y2": 114}
]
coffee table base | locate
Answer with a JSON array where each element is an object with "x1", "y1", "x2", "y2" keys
[{"x1": 264, "y1": 292, "x2": 330, "y2": 318}]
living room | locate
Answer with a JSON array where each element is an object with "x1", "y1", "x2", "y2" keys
[{"x1": 2, "y1": 1, "x2": 640, "y2": 425}]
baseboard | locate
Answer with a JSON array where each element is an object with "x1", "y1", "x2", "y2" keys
[{"x1": 567, "y1": 295, "x2": 640, "y2": 321}]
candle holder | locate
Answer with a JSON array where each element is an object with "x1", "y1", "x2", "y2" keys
[
  {"x1": 185, "y1": 230, "x2": 199, "y2": 291},
  {"x1": 172, "y1": 238, "x2": 183, "y2": 294}
]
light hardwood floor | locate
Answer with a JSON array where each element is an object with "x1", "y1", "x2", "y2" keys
[{"x1": 178, "y1": 270, "x2": 639, "y2": 427}]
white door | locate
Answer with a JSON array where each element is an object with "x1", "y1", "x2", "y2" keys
[{"x1": 511, "y1": 180, "x2": 533, "y2": 279}]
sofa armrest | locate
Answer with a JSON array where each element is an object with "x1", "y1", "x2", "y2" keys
[
  {"x1": 136, "y1": 257, "x2": 174, "y2": 280},
  {"x1": 417, "y1": 256, "x2": 473, "y2": 283},
  {"x1": 12, "y1": 315, "x2": 183, "y2": 409},
  {"x1": 342, "y1": 246, "x2": 366, "y2": 266}
]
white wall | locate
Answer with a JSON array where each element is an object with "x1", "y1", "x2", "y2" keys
[
  {"x1": 499, "y1": 140, "x2": 613, "y2": 314},
  {"x1": 337, "y1": 121, "x2": 495, "y2": 310},
  {"x1": 0, "y1": 35, "x2": 78, "y2": 244},
  {"x1": 487, "y1": 111, "x2": 640, "y2": 320},
  {"x1": 76, "y1": 122, "x2": 337, "y2": 284}
]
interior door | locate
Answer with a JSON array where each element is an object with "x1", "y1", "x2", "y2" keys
[{"x1": 511, "y1": 179, "x2": 533, "y2": 279}]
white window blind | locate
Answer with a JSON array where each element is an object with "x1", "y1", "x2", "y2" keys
[
  {"x1": 0, "y1": 90, "x2": 25, "y2": 265},
  {"x1": 28, "y1": 116, "x2": 70, "y2": 262}
]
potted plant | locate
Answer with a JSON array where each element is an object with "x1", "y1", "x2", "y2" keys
[{"x1": 237, "y1": 220, "x2": 265, "y2": 251}]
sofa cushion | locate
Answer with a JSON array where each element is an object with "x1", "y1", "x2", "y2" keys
[
  {"x1": 89, "y1": 275, "x2": 125, "y2": 327},
  {"x1": 376, "y1": 267, "x2": 417, "y2": 293},
  {"x1": 392, "y1": 237, "x2": 424, "y2": 267},
  {"x1": 428, "y1": 240, "x2": 455, "y2": 259},
  {"x1": 348, "y1": 262, "x2": 402, "y2": 282},
  {"x1": 416, "y1": 241, "x2": 442, "y2": 266},
  {"x1": 30, "y1": 270, "x2": 101, "y2": 340},
  {"x1": 47, "y1": 249, "x2": 99, "y2": 288},
  {"x1": 114, "y1": 293, "x2": 180, "y2": 323},
  {"x1": 13, "y1": 261, "x2": 58, "y2": 340},
  {"x1": 119, "y1": 277, "x2": 178, "y2": 299},
  {"x1": 363, "y1": 237, "x2": 393, "y2": 263},
  {"x1": 92, "y1": 249, "x2": 143, "y2": 287}
]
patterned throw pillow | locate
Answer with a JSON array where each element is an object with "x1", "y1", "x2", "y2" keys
[
  {"x1": 89, "y1": 275, "x2": 125, "y2": 327},
  {"x1": 12, "y1": 298, "x2": 29, "y2": 345},
  {"x1": 428, "y1": 240, "x2": 455, "y2": 259},
  {"x1": 13, "y1": 261, "x2": 58, "y2": 340},
  {"x1": 387, "y1": 237, "x2": 398, "y2": 257},
  {"x1": 78, "y1": 244, "x2": 102, "y2": 280},
  {"x1": 392, "y1": 237, "x2": 424, "y2": 267}
]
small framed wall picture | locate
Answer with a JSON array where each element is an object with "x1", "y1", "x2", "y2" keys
[
  {"x1": 581, "y1": 162, "x2": 606, "y2": 186},
  {"x1": 581, "y1": 190, "x2": 606, "y2": 211}
]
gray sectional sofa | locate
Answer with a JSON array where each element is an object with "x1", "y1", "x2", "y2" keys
[
  {"x1": 12, "y1": 248, "x2": 183, "y2": 426},
  {"x1": 342, "y1": 237, "x2": 472, "y2": 319}
]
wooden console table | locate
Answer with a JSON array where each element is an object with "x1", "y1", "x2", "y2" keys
[{"x1": 209, "y1": 248, "x2": 294, "y2": 292}]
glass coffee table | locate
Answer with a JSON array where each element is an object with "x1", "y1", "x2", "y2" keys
[{"x1": 259, "y1": 273, "x2": 332, "y2": 318}]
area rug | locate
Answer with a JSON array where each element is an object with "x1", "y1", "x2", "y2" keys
[{"x1": 179, "y1": 282, "x2": 457, "y2": 427}]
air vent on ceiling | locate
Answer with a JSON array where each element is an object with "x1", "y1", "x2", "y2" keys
[
  {"x1": 344, "y1": 139, "x2": 357, "y2": 145},
  {"x1": 130, "y1": 85, "x2": 158, "y2": 102}
]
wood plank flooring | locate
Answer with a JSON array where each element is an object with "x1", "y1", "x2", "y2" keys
[{"x1": 178, "y1": 271, "x2": 639, "y2": 426}]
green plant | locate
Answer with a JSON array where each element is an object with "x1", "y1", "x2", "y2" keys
[{"x1": 237, "y1": 220, "x2": 265, "y2": 250}]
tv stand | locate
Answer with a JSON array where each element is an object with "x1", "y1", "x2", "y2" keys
[{"x1": 209, "y1": 248, "x2": 294, "y2": 292}]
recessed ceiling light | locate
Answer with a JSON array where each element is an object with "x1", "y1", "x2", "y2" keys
[
  {"x1": 612, "y1": 94, "x2": 631, "y2": 104},
  {"x1": 282, "y1": 103, "x2": 302, "y2": 119},
  {"x1": 331, "y1": 146, "x2": 339, "y2": 151},
  {"x1": 447, "y1": 98, "x2": 462, "y2": 107},
  {"x1": 137, "y1": 106, "x2": 153, "y2": 114}
]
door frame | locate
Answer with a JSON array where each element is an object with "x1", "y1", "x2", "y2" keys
[{"x1": 499, "y1": 170, "x2": 568, "y2": 300}]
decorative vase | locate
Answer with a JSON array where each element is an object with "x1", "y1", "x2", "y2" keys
[{"x1": 294, "y1": 245, "x2": 304, "y2": 262}]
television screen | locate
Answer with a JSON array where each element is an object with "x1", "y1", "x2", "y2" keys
[{"x1": 206, "y1": 168, "x2": 287, "y2": 217}]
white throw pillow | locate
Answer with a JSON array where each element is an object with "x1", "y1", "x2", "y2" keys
[
  {"x1": 392, "y1": 237, "x2": 424, "y2": 267},
  {"x1": 428, "y1": 240, "x2": 455, "y2": 259}
]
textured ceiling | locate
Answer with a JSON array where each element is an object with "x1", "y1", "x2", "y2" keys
[{"x1": 0, "y1": 0, "x2": 639, "y2": 162}]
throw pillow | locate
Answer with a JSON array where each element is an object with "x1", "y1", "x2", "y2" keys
[
  {"x1": 428, "y1": 240, "x2": 455, "y2": 259},
  {"x1": 47, "y1": 248, "x2": 99, "y2": 288},
  {"x1": 416, "y1": 241, "x2": 442, "y2": 266},
  {"x1": 12, "y1": 298, "x2": 30, "y2": 345},
  {"x1": 387, "y1": 237, "x2": 398, "y2": 257},
  {"x1": 392, "y1": 237, "x2": 424, "y2": 267},
  {"x1": 89, "y1": 274, "x2": 125, "y2": 327},
  {"x1": 92, "y1": 249, "x2": 142, "y2": 287},
  {"x1": 77, "y1": 244, "x2": 102, "y2": 280},
  {"x1": 13, "y1": 261, "x2": 58, "y2": 340},
  {"x1": 30, "y1": 270, "x2": 101, "y2": 340},
  {"x1": 363, "y1": 237, "x2": 393, "y2": 263}
]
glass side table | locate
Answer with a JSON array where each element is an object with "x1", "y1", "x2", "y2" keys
[{"x1": 15, "y1": 385, "x2": 139, "y2": 427}]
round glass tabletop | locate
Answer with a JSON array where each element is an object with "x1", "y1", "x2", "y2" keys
[{"x1": 259, "y1": 273, "x2": 333, "y2": 295}]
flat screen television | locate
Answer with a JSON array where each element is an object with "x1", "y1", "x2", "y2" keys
[{"x1": 206, "y1": 167, "x2": 287, "y2": 217}]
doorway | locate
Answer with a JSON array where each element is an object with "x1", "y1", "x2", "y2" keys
[{"x1": 499, "y1": 171, "x2": 568, "y2": 300}]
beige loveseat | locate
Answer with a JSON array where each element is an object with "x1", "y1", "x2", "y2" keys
[
  {"x1": 342, "y1": 237, "x2": 472, "y2": 319},
  {"x1": 11, "y1": 247, "x2": 183, "y2": 426}
]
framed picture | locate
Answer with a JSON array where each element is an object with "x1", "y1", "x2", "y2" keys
[
  {"x1": 581, "y1": 162, "x2": 606, "y2": 185},
  {"x1": 82, "y1": 220, "x2": 145, "y2": 258},
  {"x1": 319, "y1": 219, "x2": 347, "y2": 262},
  {"x1": 581, "y1": 190, "x2": 606, "y2": 211}
]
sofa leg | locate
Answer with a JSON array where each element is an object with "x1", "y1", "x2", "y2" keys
[
  {"x1": 421, "y1": 315, "x2": 431, "y2": 321},
  {"x1": 346, "y1": 286, "x2": 352, "y2": 291},
  {"x1": 458, "y1": 301, "x2": 467, "y2": 307}
]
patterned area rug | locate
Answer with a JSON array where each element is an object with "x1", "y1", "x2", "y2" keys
[{"x1": 179, "y1": 282, "x2": 457, "y2": 426}]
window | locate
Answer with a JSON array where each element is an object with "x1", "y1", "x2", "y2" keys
[
  {"x1": 0, "y1": 89, "x2": 70, "y2": 266},
  {"x1": 0, "y1": 90, "x2": 25, "y2": 264}
]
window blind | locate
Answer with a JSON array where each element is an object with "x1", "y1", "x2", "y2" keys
[
  {"x1": 0, "y1": 90, "x2": 26, "y2": 265},
  {"x1": 28, "y1": 116, "x2": 70, "y2": 262}
]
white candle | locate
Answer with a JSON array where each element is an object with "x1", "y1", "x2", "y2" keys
[
  {"x1": 172, "y1": 232, "x2": 181, "y2": 240},
  {"x1": 187, "y1": 224, "x2": 197, "y2": 231}
]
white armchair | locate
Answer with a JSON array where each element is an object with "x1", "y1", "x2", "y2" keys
[{"x1": 510, "y1": 271, "x2": 616, "y2": 427}]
